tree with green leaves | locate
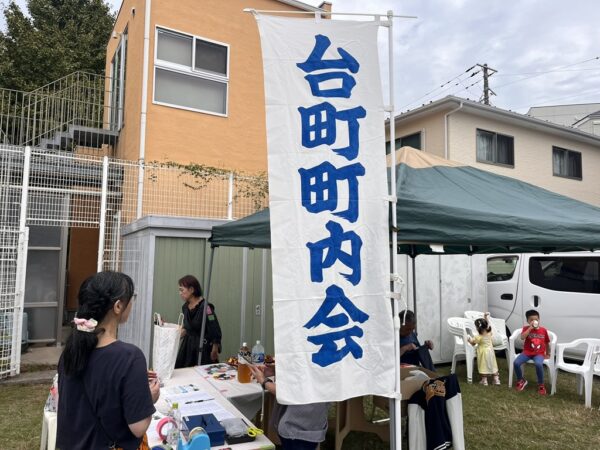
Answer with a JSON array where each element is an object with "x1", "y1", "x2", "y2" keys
[{"x1": 0, "y1": 0, "x2": 115, "y2": 91}]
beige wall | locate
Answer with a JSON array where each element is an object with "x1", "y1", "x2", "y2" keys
[
  {"x1": 142, "y1": 0, "x2": 308, "y2": 172},
  {"x1": 392, "y1": 111, "x2": 449, "y2": 157},
  {"x1": 106, "y1": 0, "x2": 146, "y2": 161},
  {"x1": 449, "y1": 111, "x2": 600, "y2": 206}
]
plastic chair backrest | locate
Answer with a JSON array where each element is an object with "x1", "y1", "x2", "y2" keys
[
  {"x1": 447, "y1": 317, "x2": 468, "y2": 336},
  {"x1": 464, "y1": 311, "x2": 484, "y2": 321}
]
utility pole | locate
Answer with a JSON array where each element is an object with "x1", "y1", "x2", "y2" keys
[{"x1": 477, "y1": 63, "x2": 497, "y2": 105}]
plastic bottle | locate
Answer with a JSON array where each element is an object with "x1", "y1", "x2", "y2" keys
[
  {"x1": 237, "y1": 342, "x2": 252, "y2": 383},
  {"x1": 251, "y1": 340, "x2": 265, "y2": 365},
  {"x1": 166, "y1": 402, "x2": 180, "y2": 447}
]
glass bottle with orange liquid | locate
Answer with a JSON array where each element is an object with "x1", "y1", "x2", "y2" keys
[{"x1": 237, "y1": 342, "x2": 252, "y2": 383}]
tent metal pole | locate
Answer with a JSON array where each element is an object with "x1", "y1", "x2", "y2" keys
[
  {"x1": 199, "y1": 246, "x2": 215, "y2": 364},
  {"x1": 412, "y1": 254, "x2": 417, "y2": 321},
  {"x1": 240, "y1": 248, "x2": 248, "y2": 345}
]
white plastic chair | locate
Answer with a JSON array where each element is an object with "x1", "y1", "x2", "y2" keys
[
  {"x1": 508, "y1": 328, "x2": 557, "y2": 389},
  {"x1": 464, "y1": 311, "x2": 509, "y2": 356},
  {"x1": 40, "y1": 410, "x2": 57, "y2": 450},
  {"x1": 551, "y1": 338, "x2": 600, "y2": 407},
  {"x1": 447, "y1": 317, "x2": 477, "y2": 383}
]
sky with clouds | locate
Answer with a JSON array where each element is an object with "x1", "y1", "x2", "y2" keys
[{"x1": 4, "y1": 0, "x2": 600, "y2": 114}]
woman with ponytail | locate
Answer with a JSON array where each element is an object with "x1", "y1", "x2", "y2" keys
[{"x1": 57, "y1": 271, "x2": 159, "y2": 450}]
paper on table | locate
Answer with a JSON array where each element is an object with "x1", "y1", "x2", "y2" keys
[
  {"x1": 163, "y1": 384, "x2": 205, "y2": 395},
  {"x1": 163, "y1": 390, "x2": 213, "y2": 405},
  {"x1": 179, "y1": 400, "x2": 235, "y2": 421}
]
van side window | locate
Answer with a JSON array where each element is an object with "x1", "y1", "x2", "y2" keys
[
  {"x1": 529, "y1": 257, "x2": 600, "y2": 294},
  {"x1": 487, "y1": 256, "x2": 518, "y2": 282}
]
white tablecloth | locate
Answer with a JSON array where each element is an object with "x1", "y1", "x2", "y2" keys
[
  {"x1": 195, "y1": 364, "x2": 264, "y2": 421},
  {"x1": 151, "y1": 368, "x2": 273, "y2": 449}
]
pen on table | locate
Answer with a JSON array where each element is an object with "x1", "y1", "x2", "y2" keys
[{"x1": 185, "y1": 398, "x2": 214, "y2": 404}]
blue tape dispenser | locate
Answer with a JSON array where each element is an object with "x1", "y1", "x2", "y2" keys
[{"x1": 177, "y1": 426, "x2": 211, "y2": 450}]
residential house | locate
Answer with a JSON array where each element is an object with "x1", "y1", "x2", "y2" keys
[
  {"x1": 388, "y1": 96, "x2": 600, "y2": 207},
  {"x1": 527, "y1": 103, "x2": 600, "y2": 131}
]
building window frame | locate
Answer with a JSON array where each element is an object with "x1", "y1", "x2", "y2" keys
[
  {"x1": 386, "y1": 131, "x2": 422, "y2": 154},
  {"x1": 476, "y1": 128, "x2": 515, "y2": 167},
  {"x1": 110, "y1": 28, "x2": 127, "y2": 131},
  {"x1": 552, "y1": 146, "x2": 582, "y2": 180},
  {"x1": 153, "y1": 25, "x2": 230, "y2": 117}
]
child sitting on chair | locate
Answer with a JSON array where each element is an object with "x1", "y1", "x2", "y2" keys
[
  {"x1": 468, "y1": 312, "x2": 500, "y2": 386},
  {"x1": 514, "y1": 309, "x2": 551, "y2": 395}
]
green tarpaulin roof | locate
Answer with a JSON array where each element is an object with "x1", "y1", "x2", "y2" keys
[{"x1": 210, "y1": 148, "x2": 600, "y2": 255}]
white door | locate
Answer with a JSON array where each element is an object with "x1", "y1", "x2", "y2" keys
[
  {"x1": 521, "y1": 255, "x2": 600, "y2": 344},
  {"x1": 487, "y1": 255, "x2": 520, "y2": 332}
]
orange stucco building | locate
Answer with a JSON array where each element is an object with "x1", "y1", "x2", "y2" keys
[{"x1": 106, "y1": 0, "x2": 332, "y2": 173}]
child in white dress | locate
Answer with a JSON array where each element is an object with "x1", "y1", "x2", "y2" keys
[{"x1": 467, "y1": 313, "x2": 500, "y2": 386}]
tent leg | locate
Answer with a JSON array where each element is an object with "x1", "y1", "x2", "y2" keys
[
  {"x1": 199, "y1": 246, "x2": 216, "y2": 364},
  {"x1": 412, "y1": 255, "x2": 417, "y2": 321}
]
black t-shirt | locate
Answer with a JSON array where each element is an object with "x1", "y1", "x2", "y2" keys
[{"x1": 57, "y1": 340, "x2": 155, "y2": 450}]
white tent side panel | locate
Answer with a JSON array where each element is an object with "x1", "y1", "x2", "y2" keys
[{"x1": 396, "y1": 254, "x2": 487, "y2": 363}]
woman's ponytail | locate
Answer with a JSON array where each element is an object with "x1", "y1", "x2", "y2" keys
[{"x1": 62, "y1": 271, "x2": 134, "y2": 376}]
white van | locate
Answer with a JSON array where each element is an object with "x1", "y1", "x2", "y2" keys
[{"x1": 487, "y1": 253, "x2": 600, "y2": 350}]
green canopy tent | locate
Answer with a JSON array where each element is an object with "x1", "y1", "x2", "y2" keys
[
  {"x1": 203, "y1": 146, "x2": 600, "y2": 358},
  {"x1": 201, "y1": 147, "x2": 600, "y2": 444},
  {"x1": 211, "y1": 148, "x2": 600, "y2": 253}
]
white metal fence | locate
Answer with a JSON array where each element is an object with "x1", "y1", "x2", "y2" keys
[{"x1": 0, "y1": 144, "x2": 267, "y2": 377}]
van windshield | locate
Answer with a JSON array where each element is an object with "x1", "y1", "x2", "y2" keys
[
  {"x1": 529, "y1": 257, "x2": 600, "y2": 294},
  {"x1": 487, "y1": 256, "x2": 518, "y2": 282}
]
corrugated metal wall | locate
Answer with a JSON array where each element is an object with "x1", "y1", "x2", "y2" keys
[{"x1": 152, "y1": 237, "x2": 273, "y2": 363}]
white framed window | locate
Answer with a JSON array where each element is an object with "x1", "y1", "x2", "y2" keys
[
  {"x1": 553, "y1": 146, "x2": 582, "y2": 180},
  {"x1": 476, "y1": 128, "x2": 514, "y2": 167},
  {"x1": 153, "y1": 26, "x2": 229, "y2": 116}
]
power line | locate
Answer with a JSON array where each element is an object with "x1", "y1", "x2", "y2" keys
[
  {"x1": 496, "y1": 67, "x2": 600, "y2": 77},
  {"x1": 494, "y1": 56, "x2": 600, "y2": 90},
  {"x1": 399, "y1": 66, "x2": 479, "y2": 110}
]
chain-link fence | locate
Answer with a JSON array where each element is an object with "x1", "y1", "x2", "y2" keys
[{"x1": 0, "y1": 144, "x2": 268, "y2": 377}]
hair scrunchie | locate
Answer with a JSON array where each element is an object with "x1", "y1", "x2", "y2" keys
[{"x1": 74, "y1": 317, "x2": 98, "y2": 332}]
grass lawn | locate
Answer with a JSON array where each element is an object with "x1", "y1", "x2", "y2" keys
[
  {"x1": 0, "y1": 383, "x2": 50, "y2": 450},
  {"x1": 3, "y1": 357, "x2": 600, "y2": 449},
  {"x1": 321, "y1": 357, "x2": 600, "y2": 449}
]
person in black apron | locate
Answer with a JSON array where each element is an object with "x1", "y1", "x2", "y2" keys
[{"x1": 175, "y1": 274, "x2": 222, "y2": 368}]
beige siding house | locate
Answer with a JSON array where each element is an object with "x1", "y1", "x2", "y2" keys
[{"x1": 389, "y1": 96, "x2": 600, "y2": 206}]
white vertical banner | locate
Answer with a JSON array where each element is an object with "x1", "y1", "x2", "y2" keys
[{"x1": 256, "y1": 15, "x2": 395, "y2": 404}]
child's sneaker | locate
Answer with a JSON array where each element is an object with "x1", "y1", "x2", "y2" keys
[
  {"x1": 538, "y1": 384, "x2": 547, "y2": 395},
  {"x1": 493, "y1": 375, "x2": 501, "y2": 385},
  {"x1": 479, "y1": 378, "x2": 488, "y2": 386},
  {"x1": 515, "y1": 379, "x2": 528, "y2": 391}
]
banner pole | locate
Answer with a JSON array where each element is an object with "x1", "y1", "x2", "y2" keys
[{"x1": 386, "y1": 9, "x2": 402, "y2": 450}]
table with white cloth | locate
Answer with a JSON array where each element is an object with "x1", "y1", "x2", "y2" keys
[
  {"x1": 195, "y1": 364, "x2": 264, "y2": 421},
  {"x1": 150, "y1": 367, "x2": 274, "y2": 449}
]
